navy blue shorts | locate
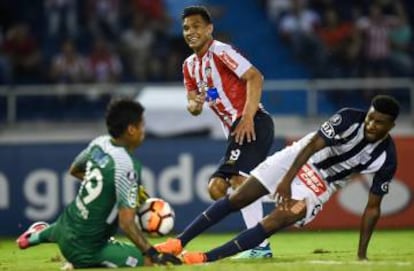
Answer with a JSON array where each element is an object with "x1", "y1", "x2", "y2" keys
[{"x1": 211, "y1": 110, "x2": 274, "y2": 180}]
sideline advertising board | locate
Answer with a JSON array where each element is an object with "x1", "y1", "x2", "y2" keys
[{"x1": 0, "y1": 137, "x2": 412, "y2": 236}]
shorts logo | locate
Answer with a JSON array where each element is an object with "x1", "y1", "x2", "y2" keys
[
  {"x1": 311, "y1": 204, "x2": 322, "y2": 216},
  {"x1": 329, "y1": 114, "x2": 342, "y2": 126},
  {"x1": 321, "y1": 121, "x2": 335, "y2": 138},
  {"x1": 126, "y1": 256, "x2": 138, "y2": 267},
  {"x1": 229, "y1": 149, "x2": 241, "y2": 161},
  {"x1": 219, "y1": 51, "x2": 239, "y2": 70},
  {"x1": 381, "y1": 182, "x2": 390, "y2": 193}
]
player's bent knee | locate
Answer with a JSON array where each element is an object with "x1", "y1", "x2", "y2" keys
[
  {"x1": 208, "y1": 186, "x2": 226, "y2": 200},
  {"x1": 229, "y1": 175, "x2": 246, "y2": 189},
  {"x1": 228, "y1": 191, "x2": 251, "y2": 209},
  {"x1": 289, "y1": 200, "x2": 307, "y2": 216},
  {"x1": 262, "y1": 199, "x2": 307, "y2": 233},
  {"x1": 208, "y1": 178, "x2": 229, "y2": 200},
  {"x1": 228, "y1": 197, "x2": 246, "y2": 210}
]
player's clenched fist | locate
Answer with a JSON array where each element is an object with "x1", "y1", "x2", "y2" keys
[{"x1": 187, "y1": 93, "x2": 205, "y2": 115}]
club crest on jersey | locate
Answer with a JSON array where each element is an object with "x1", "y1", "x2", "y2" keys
[
  {"x1": 127, "y1": 171, "x2": 138, "y2": 182},
  {"x1": 329, "y1": 114, "x2": 342, "y2": 126},
  {"x1": 218, "y1": 51, "x2": 238, "y2": 70},
  {"x1": 321, "y1": 121, "x2": 335, "y2": 138},
  {"x1": 381, "y1": 182, "x2": 390, "y2": 193},
  {"x1": 205, "y1": 66, "x2": 212, "y2": 77}
]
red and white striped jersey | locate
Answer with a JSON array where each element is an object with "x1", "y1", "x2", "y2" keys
[
  {"x1": 357, "y1": 16, "x2": 399, "y2": 60},
  {"x1": 182, "y1": 40, "x2": 263, "y2": 133}
]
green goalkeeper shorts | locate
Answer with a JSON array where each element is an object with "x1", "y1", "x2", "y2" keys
[
  {"x1": 58, "y1": 236, "x2": 145, "y2": 268},
  {"x1": 93, "y1": 238, "x2": 145, "y2": 268},
  {"x1": 53, "y1": 217, "x2": 145, "y2": 268}
]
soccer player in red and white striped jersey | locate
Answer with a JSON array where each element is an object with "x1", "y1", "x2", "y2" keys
[{"x1": 163, "y1": 6, "x2": 275, "y2": 259}]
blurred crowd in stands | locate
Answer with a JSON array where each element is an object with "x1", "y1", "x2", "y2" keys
[
  {"x1": 0, "y1": 0, "x2": 412, "y2": 86},
  {"x1": 0, "y1": 0, "x2": 196, "y2": 85},
  {"x1": 264, "y1": 0, "x2": 413, "y2": 78}
]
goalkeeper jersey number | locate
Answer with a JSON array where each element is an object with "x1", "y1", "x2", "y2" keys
[{"x1": 61, "y1": 135, "x2": 143, "y2": 251}]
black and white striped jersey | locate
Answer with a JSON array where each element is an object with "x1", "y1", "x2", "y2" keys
[{"x1": 307, "y1": 108, "x2": 397, "y2": 196}]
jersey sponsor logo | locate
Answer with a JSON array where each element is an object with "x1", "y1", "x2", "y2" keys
[
  {"x1": 329, "y1": 114, "x2": 342, "y2": 126},
  {"x1": 218, "y1": 51, "x2": 239, "y2": 70},
  {"x1": 90, "y1": 147, "x2": 110, "y2": 168},
  {"x1": 127, "y1": 182, "x2": 138, "y2": 208},
  {"x1": 321, "y1": 121, "x2": 335, "y2": 138},
  {"x1": 127, "y1": 171, "x2": 138, "y2": 182},
  {"x1": 381, "y1": 182, "x2": 389, "y2": 193},
  {"x1": 297, "y1": 164, "x2": 327, "y2": 196}
]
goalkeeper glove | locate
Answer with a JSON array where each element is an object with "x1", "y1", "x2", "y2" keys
[
  {"x1": 137, "y1": 185, "x2": 150, "y2": 206},
  {"x1": 145, "y1": 247, "x2": 182, "y2": 265}
]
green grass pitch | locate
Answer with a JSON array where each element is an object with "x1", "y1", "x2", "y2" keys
[{"x1": 1, "y1": 230, "x2": 413, "y2": 271}]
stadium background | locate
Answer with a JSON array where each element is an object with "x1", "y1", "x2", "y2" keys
[{"x1": 0, "y1": 0, "x2": 413, "y2": 236}]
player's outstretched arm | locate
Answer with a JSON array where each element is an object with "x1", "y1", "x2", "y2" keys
[
  {"x1": 118, "y1": 208, "x2": 181, "y2": 266},
  {"x1": 232, "y1": 66, "x2": 263, "y2": 145},
  {"x1": 69, "y1": 148, "x2": 89, "y2": 181},
  {"x1": 119, "y1": 207, "x2": 153, "y2": 252},
  {"x1": 275, "y1": 133, "x2": 326, "y2": 202},
  {"x1": 357, "y1": 192, "x2": 382, "y2": 260}
]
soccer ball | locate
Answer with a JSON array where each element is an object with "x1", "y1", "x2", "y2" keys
[{"x1": 136, "y1": 198, "x2": 175, "y2": 236}]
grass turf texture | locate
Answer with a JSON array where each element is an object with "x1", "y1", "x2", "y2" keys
[{"x1": 1, "y1": 230, "x2": 413, "y2": 271}]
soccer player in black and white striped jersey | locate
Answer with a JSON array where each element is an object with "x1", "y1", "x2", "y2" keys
[{"x1": 155, "y1": 95, "x2": 400, "y2": 264}]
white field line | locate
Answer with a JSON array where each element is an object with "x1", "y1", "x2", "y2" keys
[{"x1": 306, "y1": 260, "x2": 412, "y2": 266}]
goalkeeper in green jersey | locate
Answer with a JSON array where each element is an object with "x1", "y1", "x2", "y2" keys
[{"x1": 16, "y1": 99, "x2": 181, "y2": 268}]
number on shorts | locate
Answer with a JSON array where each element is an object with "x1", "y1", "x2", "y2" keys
[{"x1": 230, "y1": 149, "x2": 241, "y2": 161}]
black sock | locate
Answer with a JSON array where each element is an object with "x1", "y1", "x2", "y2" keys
[
  {"x1": 205, "y1": 223, "x2": 269, "y2": 262},
  {"x1": 178, "y1": 197, "x2": 235, "y2": 247}
]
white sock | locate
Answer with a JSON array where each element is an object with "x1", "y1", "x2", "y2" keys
[{"x1": 230, "y1": 188, "x2": 270, "y2": 248}]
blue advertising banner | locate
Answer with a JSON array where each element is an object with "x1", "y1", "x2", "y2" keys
[{"x1": 0, "y1": 138, "x2": 285, "y2": 236}]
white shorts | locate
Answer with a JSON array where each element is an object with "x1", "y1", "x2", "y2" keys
[{"x1": 251, "y1": 141, "x2": 335, "y2": 227}]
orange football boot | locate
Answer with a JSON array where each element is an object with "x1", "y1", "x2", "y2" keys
[
  {"x1": 181, "y1": 251, "x2": 207, "y2": 265},
  {"x1": 154, "y1": 238, "x2": 183, "y2": 256}
]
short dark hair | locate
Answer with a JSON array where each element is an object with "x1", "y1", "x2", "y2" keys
[
  {"x1": 371, "y1": 95, "x2": 400, "y2": 120},
  {"x1": 182, "y1": 6, "x2": 212, "y2": 23},
  {"x1": 105, "y1": 98, "x2": 145, "y2": 138}
]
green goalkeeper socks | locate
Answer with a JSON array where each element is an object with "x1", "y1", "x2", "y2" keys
[{"x1": 29, "y1": 223, "x2": 55, "y2": 244}]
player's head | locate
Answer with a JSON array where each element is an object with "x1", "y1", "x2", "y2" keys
[
  {"x1": 182, "y1": 6, "x2": 213, "y2": 55},
  {"x1": 106, "y1": 98, "x2": 145, "y2": 149},
  {"x1": 364, "y1": 95, "x2": 399, "y2": 142}
]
